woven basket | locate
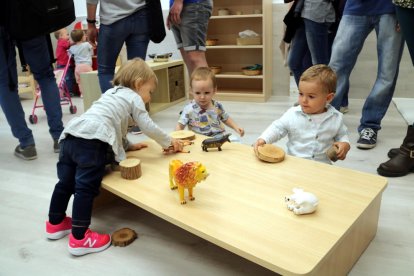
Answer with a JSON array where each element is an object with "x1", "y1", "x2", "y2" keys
[{"x1": 242, "y1": 69, "x2": 262, "y2": 76}]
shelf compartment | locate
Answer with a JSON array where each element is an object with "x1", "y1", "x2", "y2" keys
[
  {"x1": 216, "y1": 78, "x2": 262, "y2": 94},
  {"x1": 207, "y1": 48, "x2": 263, "y2": 73},
  {"x1": 213, "y1": 0, "x2": 263, "y2": 16},
  {"x1": 207, "y1": 17, "x2": 262, "y2": 46}
]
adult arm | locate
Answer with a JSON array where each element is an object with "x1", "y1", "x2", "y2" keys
[
  {"x1": 86, "y1": 1, "x2": 99, "y2": 47},
  {"x1": 167, "y1": 0, "x2": 184, "y2": 29}
]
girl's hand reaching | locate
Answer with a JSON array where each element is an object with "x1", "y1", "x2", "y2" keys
[
  {"x1": 163, "y1": 138, "x2": 185, "y2": 154},
  {"x1": 127, "y1": 143, "x2": 148, "y2": 151}
]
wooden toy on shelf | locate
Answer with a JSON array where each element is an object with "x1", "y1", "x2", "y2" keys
[
  {"x1": 169, "y1": 160, "x2": 209, "y2": 204},
  {"x1": 201, "y1": 133, "x2": 231, "y2": 152}
]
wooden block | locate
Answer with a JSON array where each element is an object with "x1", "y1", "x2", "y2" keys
[{"x1": 119, "y1": 158, "x2": 142, "y2": 180}]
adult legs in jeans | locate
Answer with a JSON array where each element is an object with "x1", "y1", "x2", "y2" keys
[
  {"x1": 21, "y1": 35, "x2": 64, "y2": 140},
  {"x1": 303, "y1": 18, "x2": 331, "y2": 65},
  {"x1": 48, "y1": 137, "x2": 108, "y2": 238},
  {"x1": 287, "y1": 25, "x2": 312, "y2": 86},
  {"x1": 377, "y1": 7, "x2": 414, "y2": 177},
  {"x1": 330, "y1": 15, "x2": 378, "y2": 111},
  {"x1": 0, "y1": 27, "x2": 35, "y2": 148},
  {"x1": 97, "y1": 8, "x2": 150, "y2": 93},
  {"x1": 359, "y1": 14, "x2": 403, "y2": 133},
  {"x1": 395, "y1": 6, "x2": 414, "y2": 65}
]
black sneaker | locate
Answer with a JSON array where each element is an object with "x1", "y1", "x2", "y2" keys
[
  {"x1": 53, "y1": 139, "x2": 60, "y2": 153},
  {"x1": 14, "y1": 145, "x2": 37, "y2": 160},
  {"x1": 129, "y1": 125, "x2": 142, "y2": 135},
  {"x1": 357, "y1": 128, "x2": 377, "y2": 149}
]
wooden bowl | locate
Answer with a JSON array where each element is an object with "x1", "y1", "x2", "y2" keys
[
  {"x1": 206, "y1": 39, "x2": 218, "y2": 46},
  {"x1": 170, "y1": 130, "x2": 196, "y2": 140},
  {"x1": 218, "y1": 8, "x2": 230, "y2": 16},
  {"x1": 210, "y1": 66, "x2": 222, "y2": 74},
  {"x1": 256, "y1": 144, "x2": 285, "y2": 163}
]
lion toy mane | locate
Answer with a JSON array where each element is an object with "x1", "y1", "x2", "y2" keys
[{"x1": 169, "y1": 160, "x2": 209, "y2": 204}]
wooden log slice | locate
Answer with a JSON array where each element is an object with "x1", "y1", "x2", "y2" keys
[
  {"x1": 256, "y1": 144, "x2": 285, "y2": 163},
  {"x1": 119, "y1": 158, "x2": 142, "y2": 180},
  {"x1": 112, "y1": 228, "x2": 138, "y2": 247},
  {"x1": 170, "y1": 130, "x2": 196, "y2": 141}
]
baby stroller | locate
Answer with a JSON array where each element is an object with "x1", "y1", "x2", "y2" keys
[{"x1": 28, "y1": 54, "x2": 77, "y2": 124}]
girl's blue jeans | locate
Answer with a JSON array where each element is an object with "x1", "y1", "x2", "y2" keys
[{"x1": 48, "y1": 135, "x2": 109, "y2": 228}]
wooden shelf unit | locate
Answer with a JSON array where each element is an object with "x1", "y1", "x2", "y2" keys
[
  {"x1": 81, "y1": 60, "x2": 187, "y2": 114},
  {"x1": 206, "y1": 0, "x2": 272, "y2": 102}
]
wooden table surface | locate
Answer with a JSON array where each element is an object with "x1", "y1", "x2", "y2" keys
[{"x1": 101, "y1": 135, "x2": 387, "y2": 275}]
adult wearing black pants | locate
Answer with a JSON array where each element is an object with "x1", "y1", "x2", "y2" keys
[{"x1": 377, "y1": 0, "x2": 414, "y2": 177}]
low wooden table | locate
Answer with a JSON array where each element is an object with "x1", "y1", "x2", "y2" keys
[{"x1": 101, "y1": 135, "x2": 387, "y2": 275}]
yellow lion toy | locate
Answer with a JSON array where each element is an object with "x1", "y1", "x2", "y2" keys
[{"x1": 169, "y1": 160, "x2": 209, "y2": 204}]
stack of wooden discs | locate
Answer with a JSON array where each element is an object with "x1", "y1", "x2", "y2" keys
[
  {"x1": 170, "y1": 130, "x2": 196, "y2": 141},
  {"x1": 256, "y1": 144, "x2": 285, "y2": 163}
]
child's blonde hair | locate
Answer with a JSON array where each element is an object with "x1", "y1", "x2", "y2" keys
[
  {"x1": 112, "y1": 58, "x2": 157, "y2": 89},
  {"x1": 300, "y1": 64, "x2": 337, "y2": 94},
  {"x1": 70, "y1": 29, "x2": 84, "y2": 43},
  {"x1": 190, "y1": 67, "x2": 217, "y2": 88}
]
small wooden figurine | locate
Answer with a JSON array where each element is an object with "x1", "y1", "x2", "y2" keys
[
  {"x1": 285, "y1": 188, "x2": 319, "y2": 215},
  {"x1": 169, "y1": 160, "x2": 209, "y2": 204},
  {"x1": 201, "y1": 133, "x2": 231, "y2": 152}
]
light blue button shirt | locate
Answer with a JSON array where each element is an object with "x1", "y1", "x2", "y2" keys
[{"x1": 259, "y1": 105, "x2": 349, "y2": 164}]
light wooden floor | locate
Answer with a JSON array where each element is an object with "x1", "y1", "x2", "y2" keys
[{"x1": 1, "y1": 95, "x2": 413, "y2": 275}]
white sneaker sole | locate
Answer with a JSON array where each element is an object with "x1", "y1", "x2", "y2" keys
[
  {"x1": 46, "y1": 229, "x2": 71, "y2": 240},
  {"x1": 357, "y1": 143, "x2": 376, "y2": 149}
]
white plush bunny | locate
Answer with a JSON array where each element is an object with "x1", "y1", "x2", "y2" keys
[{"x1": 285, "y1": 188, "x2": 319, "y2": 215}]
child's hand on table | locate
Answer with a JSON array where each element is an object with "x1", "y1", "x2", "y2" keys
[{"x1": 127, "y1": 143, "x2": 148, "y2": 151}]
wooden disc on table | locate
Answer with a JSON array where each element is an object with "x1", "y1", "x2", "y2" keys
[
  {"x1": 112, "y1": 228, "x2": 138, "y2": 247},
  {"x1": 256, "y1": 144, "x2": 285, "y2": 163},
  {"x1": 170, "y1": 130, "x2": 196, "y2": 140},
  {"x1": 119, "y1": 158, "x2": 142, "y2": 180}
]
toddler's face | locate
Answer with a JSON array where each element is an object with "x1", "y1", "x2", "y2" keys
[
  {"x1": 60, "y1": 29, "x2": 69, "y2": 40},
  {"x1": 191, "y1": 79, "x2": 216, "y2": 110},
  {"x1": 298, "y1": 80, "x2": 333, "y2": 114},
  {"x1": 136, "y1": 78, "x2": 156, "y2": 104}
]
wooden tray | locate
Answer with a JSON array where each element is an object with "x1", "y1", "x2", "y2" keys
[
  {"x1": 256, "y1": 144, "x2": 285, "y2": 163},
  {"x1": 170, "y1": 130, "x2": 196, "y2": 140}
]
